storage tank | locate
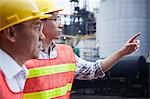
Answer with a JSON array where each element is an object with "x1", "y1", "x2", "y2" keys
[{"x1": 96, "y1": 0, "x2": 150, "y2": 58}]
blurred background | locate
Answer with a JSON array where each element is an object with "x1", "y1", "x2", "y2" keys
[{"x1": 54, "y1": 0, "x2": 150, "y2": 98}]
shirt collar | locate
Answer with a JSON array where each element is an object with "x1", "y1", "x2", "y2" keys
[
  {"x1": 22, "y1": 65, "x2": 29, "y2": 77},
  {"x1": 50, "y1": 41, "x2": 56, "y2": 51},
  {"x1": 41, "y1": 41, "x2": 56, "y2": 54},
  {"x1": 0, "y1": 49, "x2": 25, "y2": 79},
  {"x1": 39, "y1": 41, "x2": 57, "y2": 59}
]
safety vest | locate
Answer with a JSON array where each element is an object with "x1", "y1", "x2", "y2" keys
[
  {"x1": 0, "y1": 70, "x2": 23, "y2": 99},
  {"x1": 24, "y1": 44, "x2": 76, "y2": 99}
]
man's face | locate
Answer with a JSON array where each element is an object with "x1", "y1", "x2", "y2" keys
[
  {"x1": 15, "y1": 19, "x2": 45, "y2": 59},
  {"x1": 42, "y1": 18, "x2": 61, "y2": 40}
]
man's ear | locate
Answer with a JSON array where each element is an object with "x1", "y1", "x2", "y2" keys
[{"x1": 3, "y1": 27, "x2": 16, "y2": 43}]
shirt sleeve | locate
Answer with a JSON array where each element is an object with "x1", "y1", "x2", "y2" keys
[{"x1": 74, "y1": 54, "x2": 105, "y2": 80}]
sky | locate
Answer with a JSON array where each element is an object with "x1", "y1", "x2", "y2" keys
[{"x1": 54, "y1": 0, "x2": 99, "y2": 14}]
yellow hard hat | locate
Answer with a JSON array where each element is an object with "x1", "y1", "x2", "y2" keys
[
  {"x1": 0, "y1": 0, "x2": 41, "y2": 32},
  {"x1": 39, "y1": 14, "x2": 52, "y2": 20},
  {"x1": 34, "y1": 0, "x2": 64, "y2": 15}
]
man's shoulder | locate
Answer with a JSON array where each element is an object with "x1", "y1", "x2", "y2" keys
[{"x1": 56, "y1": 44, "x2": 72, "y2": 49}]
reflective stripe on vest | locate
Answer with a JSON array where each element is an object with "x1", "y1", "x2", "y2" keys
[
  {"x1": 24, "y1": 83, "x2": 72, "y2": 99},
  {"x1": 27, "y1": 63, "x2": 76, "y2": 79},
  {"x1": 24, "y1": 44, "x2": 76, "y2": 99}
]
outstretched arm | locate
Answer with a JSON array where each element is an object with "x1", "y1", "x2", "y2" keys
[{"x1": 101, "y1": 33, "x2": 141, "y2": 72}]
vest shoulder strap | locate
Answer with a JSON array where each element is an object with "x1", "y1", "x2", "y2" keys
[{"x1": 56, "y1": 44, "x2": 76, "y2": 63}]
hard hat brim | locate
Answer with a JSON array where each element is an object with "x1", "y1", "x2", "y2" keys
[
  {"x1": 40, "y1": 14, "x2": 53, "y2": 19},
  {"x1": 54, "y1": 8, "x2": 64, "y2": 12},
  {"x1": 46, "y1": 8, "x2": 64, "y2": 14},
  {"x1": 0, "y1": 15, "x2": 40, "y2": 31}
]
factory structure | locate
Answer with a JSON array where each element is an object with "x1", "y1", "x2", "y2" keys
[
  {"x1": 61, "y1": 0, "x2": 150, "y2": 60},
  {"x1": 96, "y1": 0, "x2": 150, "y2": 58}
]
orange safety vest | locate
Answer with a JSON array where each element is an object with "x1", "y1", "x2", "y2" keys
[
  {"x1": 0, "y1": 70, "x2": 23, "y2": 99},
  {"x1": 24, "y1": 44, "x2": 76, "y2": 99}
]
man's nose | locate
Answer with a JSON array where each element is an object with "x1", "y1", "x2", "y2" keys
[{"x1": 58, "y1": 23, "x2": 63, "y2": 28}]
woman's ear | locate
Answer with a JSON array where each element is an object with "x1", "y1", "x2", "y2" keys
[{"x1": 3, "y1": 27, "x2": 16, "y2": 43}]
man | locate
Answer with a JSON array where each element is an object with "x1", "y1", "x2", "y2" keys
[
  {"x1": 23, "y1": 0, "x2": 141, "y2": 99},
  {"x1": 0, "y1": 0, "x2": 45, "y2": 98}
]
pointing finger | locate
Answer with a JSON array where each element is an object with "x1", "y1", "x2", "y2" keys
[{"x1": 129, "y1": 32, "x2": 141, "y2": 43}]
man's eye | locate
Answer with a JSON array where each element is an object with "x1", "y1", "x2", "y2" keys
[
  {"x1": 33, "y1": 26, "x2": 41, "y2": 31},
  {"x1": 32, "y1": 23, "x2": 43, "y2": 32}
]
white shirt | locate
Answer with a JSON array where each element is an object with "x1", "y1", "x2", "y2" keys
[
  {"x1": 0, "y1": 49, "x2": 29, "y2": 92},
  {"x1": 39, "y1": 42, "x2": 105, "y2": 80}
]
